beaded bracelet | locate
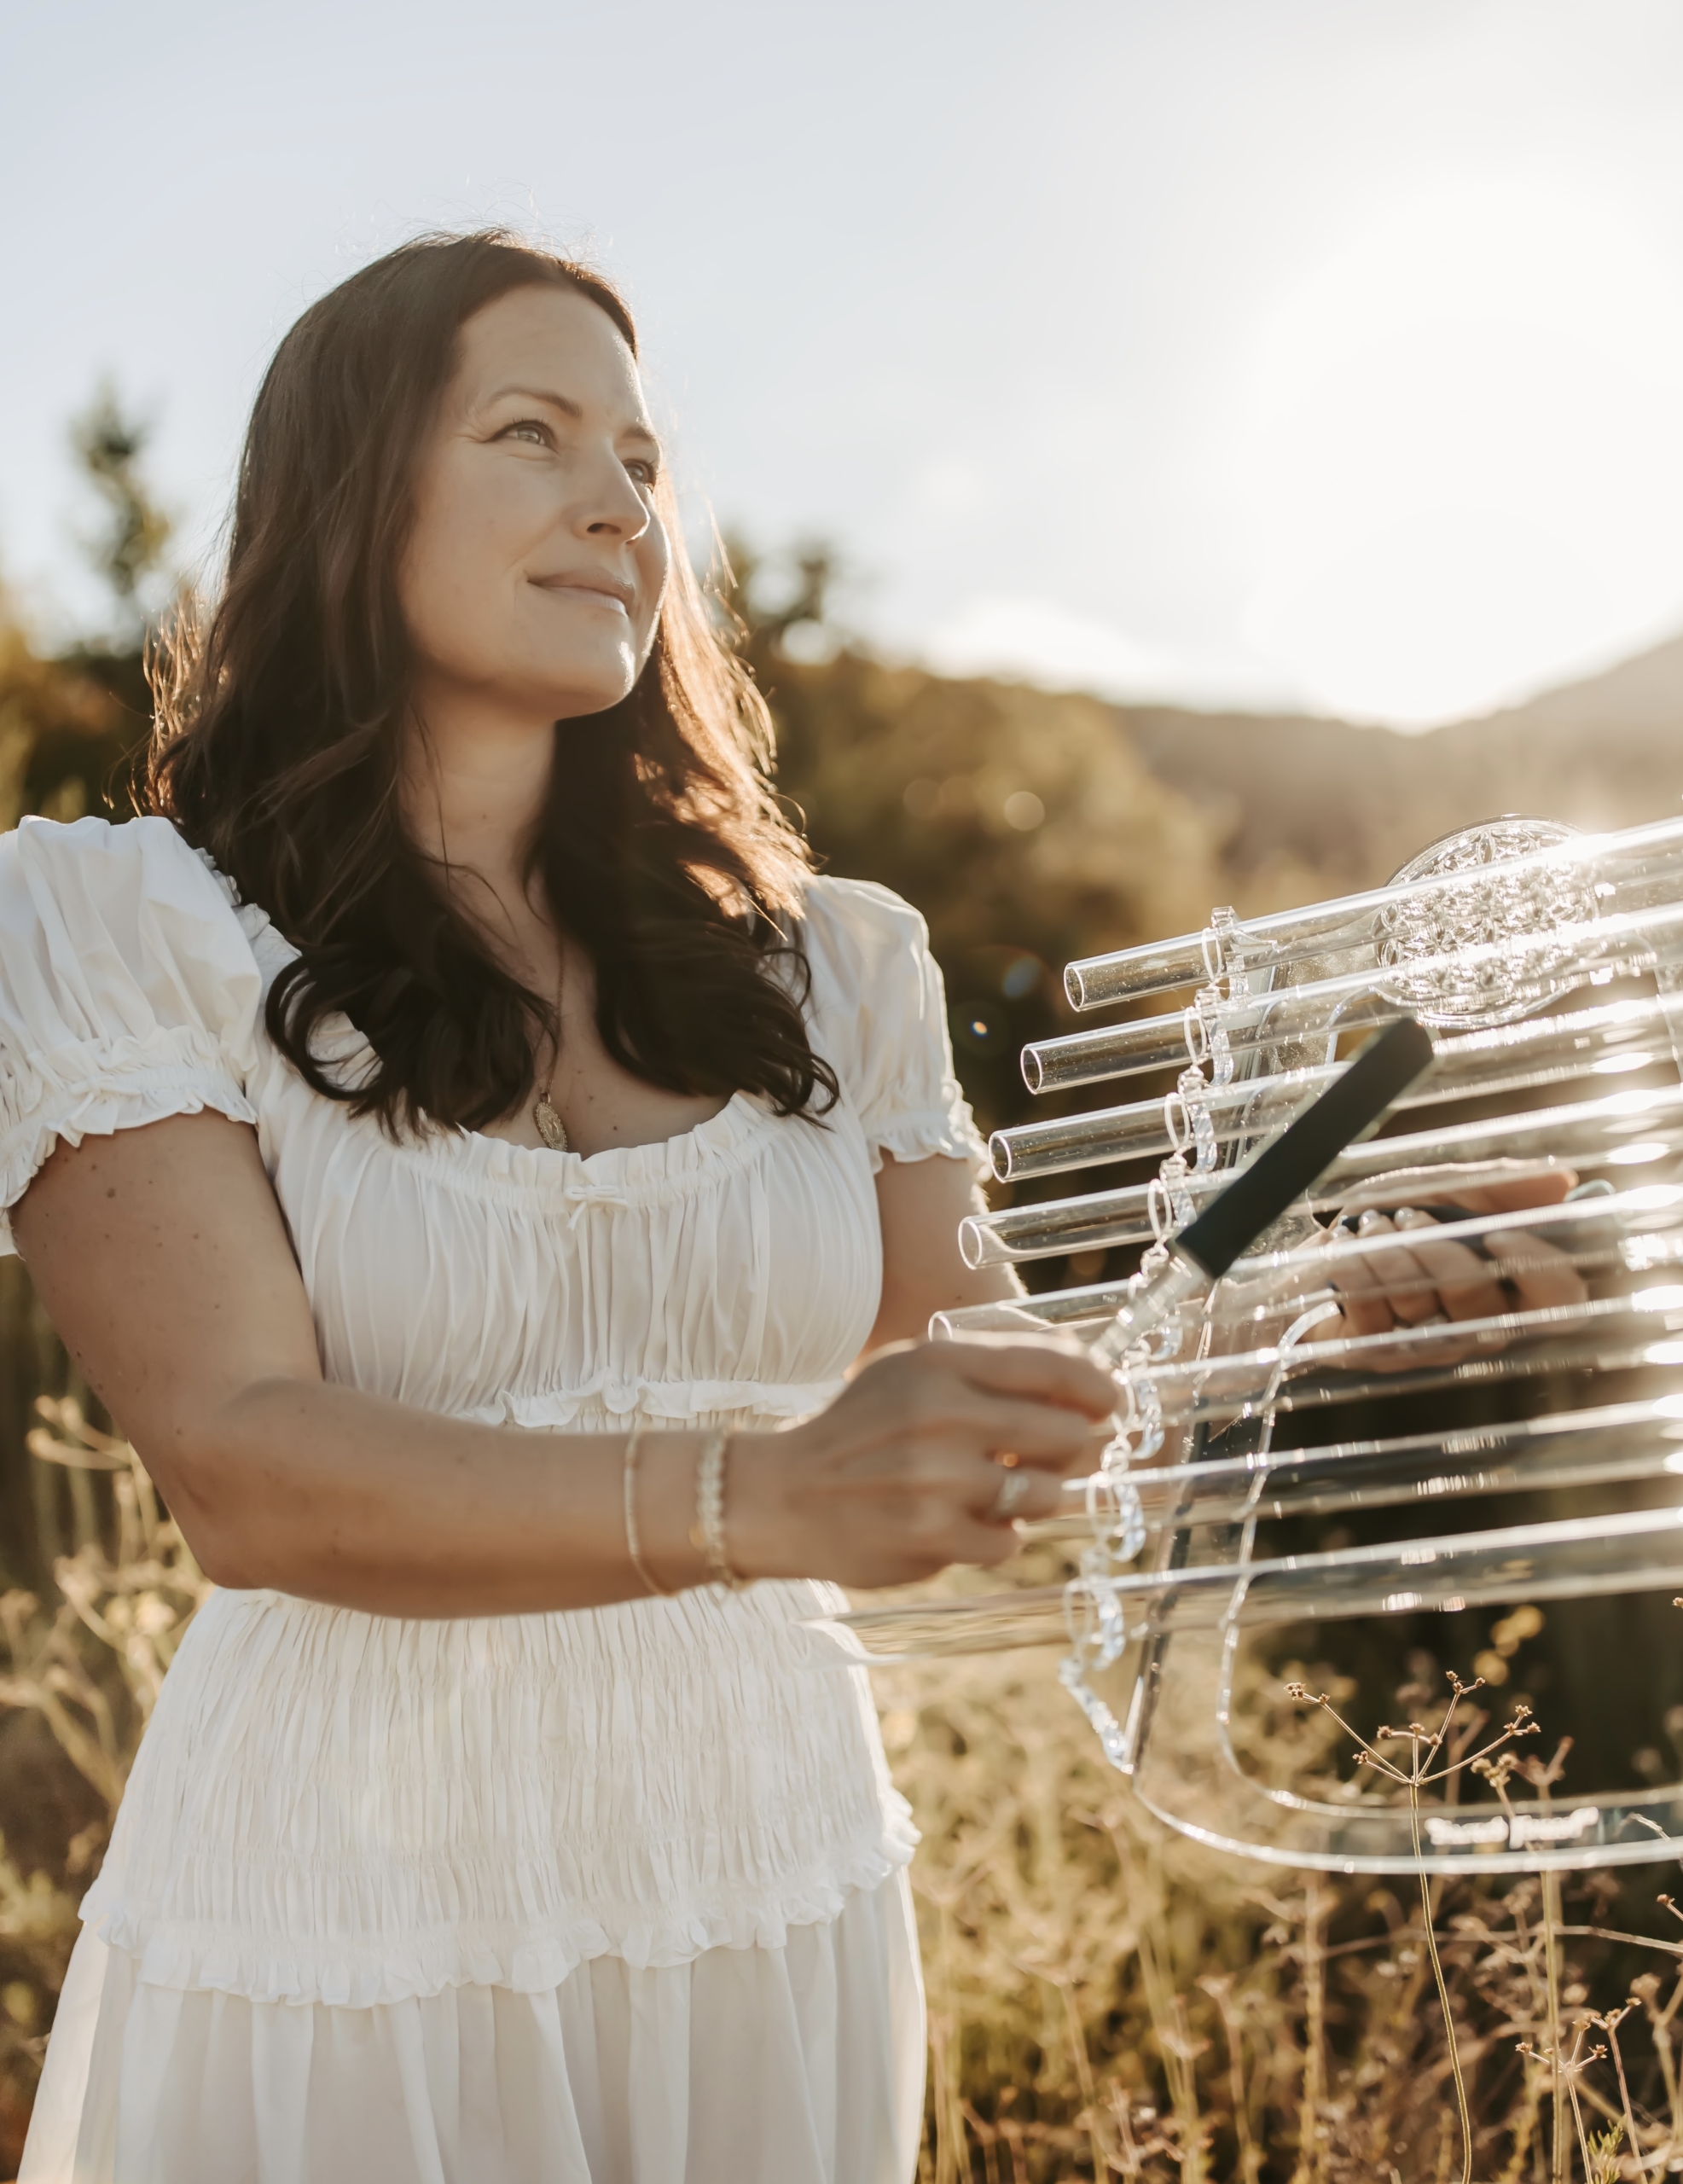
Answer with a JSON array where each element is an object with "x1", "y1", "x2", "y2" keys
[
  {"x1": 622, "y1": 1425, "x2": 671, "y2": 1598},
  {"x1": 691, "y1": 1427, "x2": 747, "y2": 1590}
]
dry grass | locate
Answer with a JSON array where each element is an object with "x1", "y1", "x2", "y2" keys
[
  {"x1": 5, "y1": 1420, "x2": 1683, "y2": 2181},
  {"x1": 0, "y1": 1399, "x2": 211, "y2": 2170},
  {"x1": 884, "y1": 1603, "x2": 1683, "y2": 2181}
]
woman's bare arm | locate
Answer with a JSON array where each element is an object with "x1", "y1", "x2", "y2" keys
[
  {"x1": 15, "y1": 1114, "x2": 1114, "y2": 1614},
  {"x1": 13, "y1": 1112, "x2": 706, "y2": 1612},
  {"x1": 867, "y1": 1152, "x2": 1022, "y2": 1350}
]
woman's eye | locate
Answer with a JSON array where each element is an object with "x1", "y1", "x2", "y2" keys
[
  {"x1": 501, "y1": 420, "x2": 551, "y2": 448},
  {"x1": 626, "y1": 457, "x2": 659, "y2": 488}
]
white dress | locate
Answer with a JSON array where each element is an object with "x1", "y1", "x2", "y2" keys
[{"x1": 2, "y1": 815, "x2": 986, "y2": 2184}]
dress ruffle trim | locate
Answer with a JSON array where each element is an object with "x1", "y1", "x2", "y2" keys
[
  {"x1": 391, "y1": 1091, "x2": 781, "y2": 1211},
  {"x1": 866, "y1": 1107, "x2": 993, "y2": 1182},
  {"x1": 79, "y1": 1819, "x2": 920, "y2": 2007},
  {"x1": 0, "y1": 1040, "x2": 257, "y2": 1251},
  {"x1": 472, "y1": 1374, "x2": 846, "y2": 1429}
]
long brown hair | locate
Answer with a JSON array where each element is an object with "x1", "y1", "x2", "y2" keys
[{"x1": 146, "y1": 229, "x2": 836, "y2": 1136}]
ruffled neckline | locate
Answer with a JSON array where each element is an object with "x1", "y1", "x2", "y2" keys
[
  {"x1": 224, "y1": 883, "x2": 798, "y2": 1205},
  {"x1": 438, "y1": 1089, "x2": 780, "y2": 1204}
]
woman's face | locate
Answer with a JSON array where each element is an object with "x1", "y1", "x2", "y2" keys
[{"x1": 399, "y1": 283, "x2": 670, "y2": 727}]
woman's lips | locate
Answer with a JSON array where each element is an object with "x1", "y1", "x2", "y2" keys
[{"x1": 533, "y1": 575, "x2": 632, "y2": 614}]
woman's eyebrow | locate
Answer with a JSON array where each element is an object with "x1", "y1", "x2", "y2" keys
[{"x1": 488, "y1": 385, "x2": 661, "y2": 448}]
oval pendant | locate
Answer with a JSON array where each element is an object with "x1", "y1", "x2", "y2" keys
[{"x1": 533, "y1": 1091, "x2": 569, "y2": 1152}]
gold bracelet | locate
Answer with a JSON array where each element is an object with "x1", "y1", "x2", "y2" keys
[
  {"x1": 622, "y1": 1425, "x2": 671, "y2": 1598},
  {"x1": 690, "y1": 1426, "x2": 747, "y2": 1590}
]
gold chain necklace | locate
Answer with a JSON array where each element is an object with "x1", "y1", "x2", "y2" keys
[{"x1": 532, "y1": 959, "x2": 569, "y2": 1152}]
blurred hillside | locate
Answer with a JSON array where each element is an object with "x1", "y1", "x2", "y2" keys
[
  {"x1": 1123, "y1": 630, "x2": 1683, "y2": 904},
  {"x1": 734, "y1": 542, "x2": 1683, "y2": 1130}
]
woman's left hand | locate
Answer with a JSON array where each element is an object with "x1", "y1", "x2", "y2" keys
[{"x1": 1320, "y1": 1168, "x2": 1590, "y2": 1358}]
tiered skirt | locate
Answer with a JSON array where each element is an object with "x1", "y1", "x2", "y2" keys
[{"x1": 20, "y1": 1582, "x2": 924, "y2": 2182}]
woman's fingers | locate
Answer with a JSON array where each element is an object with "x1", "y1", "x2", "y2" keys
[
  {"x1": 786, "y1": 1337, "x2": 1124, "y2": 1582},
  {"x1": 788, "y1": 1432, "x2": 1072, "y2": 1584},
  {"x1": 1341, "y1": 1165, "x2": 1576, "y2": 1219},
  {"x1": 942, "y1": 1391, "x2": 1112, "y2": 1470},
  {"x1": 945, "y1": 1513, "x2": 1046, "y2": 1569},
  {"x1": 1481, "y1": 1228, "x2": 1590, "y2": 1310},
  {"x1": 956, "y1": 1456, "x2": 1067, "y2": 1525},
  {"x1": 848, "y1": 1339, "x2": 1117, "y2": 1472},
  {"x1": 1431, "y1": 1171, "x2": 1577, "y2": 1215},
  {"x1": 899, "y1": 1451, "x2": 1069, "y2": 1565},
  {"x1": 1317, "y1": 1209, "x2": 1500, "y2": 1368},
  {"x1": 1323, "y1": 1216, "x2": 1396, "y2": 1339},
  {"x1": 842, "y1": 1425, "x2": 1090, "y2": 1508},
  {"x1": 1390, "y1": 1208, "x2": 1512, "y2": 1321},
  {"x1": 1382, "y1": 1170, "x2": 1587, "y2": 1311},
  {"x1": 1321, "y1": 1170, "x2": 1592, "y2": 1343},
  {"x1": 942, "y1": 1333, "x2": 1120, "y2": 1420},
  {"x1": 1324, "y1": 1287, "x2": 1395, "y2": 1341},
  {"x1": 1332, "y1": 1213, "x2": 1442, "y2": 1328},
  {"x1": 870, "y1": 1509, "x2": 1048, "y2": 1580}
]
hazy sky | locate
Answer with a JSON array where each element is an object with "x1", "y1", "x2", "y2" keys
[{"x1": 5, "y1": 0, "x2": 1683, "y2": 726}]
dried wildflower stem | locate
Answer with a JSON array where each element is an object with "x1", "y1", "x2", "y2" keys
[
  {"x1": 1199, "y1": 1975, "x2": 1260, "y2": 2184},
  {"x1": 956, "y1": 2104, "x2": 999, "y2": 2184},
  {"x1": 1135, "y1": 1904, "x2": 1208, "y2": 2184},
  {"x1": 1558, "y1": 2024, "x2": 1607, "y2": 2181},
  {"x1": 1641, "y1": 1944, "x2": 1683, "y2": 2157},
  {"x1": 1528, "y1": 1743, "x2": 1574, "y2": 2184},
  {"x1": 1285, "y1": 1673, "x2": 1542, "y2": 2184},
  {"x1": 1592, "y1": 2005, "x2": 1640, "y2": 2176},
  {"x1": 931, "y1": 1903, "x2": 966, "y2": 2184},
  {"x1": 1053, "y1": 1976, "x2": 1106, "y2": 2184},
  {"x1": 1291, "y1": 1879, "x2": 1328, "y2": 2184},
  {"x1": 1540, "y1": 1883, "x2": 1566, "y2": 2184},
  {"x1": 1407, "y1": 1761, "x2": 1473, "y2": 2184}
]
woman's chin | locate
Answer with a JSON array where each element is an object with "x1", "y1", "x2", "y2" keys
[{"x1": 535, "y1": 658, "x2": 642, "y2": 722}]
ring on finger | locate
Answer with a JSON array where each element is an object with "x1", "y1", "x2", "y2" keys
[{"x1": 989, "y1": 1460, "x2": 1032, "y2": 1522}]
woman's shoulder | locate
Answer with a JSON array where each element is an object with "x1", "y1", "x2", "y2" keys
[
  {"x1": 0, "y1": 817, "x2": 266, "y2": 1248},
  {"x1": 0, "y1": 812, "x2": 267, "y2": 994},
  {"x1": 796, "y1": 874, "x2": 933, "y2": 987},
  {"x1": 792, "y1": 873, "x2": 982, "y2": 1161},
  {"x1": 3, "y1": 810, "x2": 233, "y2": 905}
]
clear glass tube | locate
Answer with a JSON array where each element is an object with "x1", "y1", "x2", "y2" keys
[
  {"x1": 1020, "y1": 1014, "x2": 1206, "y2": 1094},
  {"x1": 1025, "y1": 1395, "x2": 1683, "y2": 1542},
  {"x1": 1123, "y1": 1635, "x2": 1683, "y2": 1874},
  {"x1": 1113, "y1": 1287, "x2": 1683, "y2": 1435},
  {"x1": 1021, "y1": 984, "x2": 1670, "y2": 1107},
  {"x1": 806, "y1": 1447, "x2": 1683, "y2": 1868},
  {"x1": 966, "y1": 1083, "x2": 1683, "y2": 1266},
  {"x1": 1036, "y1": 897, "x2": 1683, "y2": 1135},
  {"x1": 941, "y1": 1192, "x2": 1683, "y2": 1399},
  {"x1": 995, "y1": 992, "x2": 1678, "y2": 1187},
  {"x1": 1063, "y1": 813, "x2": 1683, "y2": 1012},
  {"x1": 813, "y1": 1502, "x2": 1683, "y2": 1666}
]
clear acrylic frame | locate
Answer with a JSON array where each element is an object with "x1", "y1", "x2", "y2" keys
[{"x1": 810, "y1": 816, "x2": 1683, "y2": 1873}]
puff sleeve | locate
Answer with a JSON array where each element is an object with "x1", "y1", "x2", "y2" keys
[
  {"x1": 798, "y1": 874, "x2": 990, "y2": 1178},
  {"x1": 0, "y1": 815, "x2": 261, "y2": 1254}
]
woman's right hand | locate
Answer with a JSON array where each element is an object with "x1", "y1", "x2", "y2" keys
[{"x1": 728, "y1": 1336, "x2": 1119, "y2": 1590}]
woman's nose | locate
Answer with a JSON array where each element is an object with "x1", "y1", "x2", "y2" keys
[{"x1": 577, "y1": 452, "x2": 652, "y2": 542}]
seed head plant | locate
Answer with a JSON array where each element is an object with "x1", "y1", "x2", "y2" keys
[{"x1": 1282, "y1": 1672, "x2": 1540, "y2": 2184}]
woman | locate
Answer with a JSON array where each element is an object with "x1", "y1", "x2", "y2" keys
[{"x1": 6, "y1": 230, "x2": 1117, "y2": 2182}]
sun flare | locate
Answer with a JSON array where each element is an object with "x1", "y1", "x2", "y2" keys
[{"x1": 1232, "y1": 176, "x2": 1683, "y2": 727}]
